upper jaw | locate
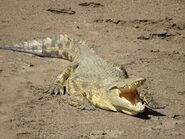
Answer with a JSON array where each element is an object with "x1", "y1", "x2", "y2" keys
[
  {"x1": 120, "y1": 77, "x2": 146, "y2": 90},
  {"x1": 108, "y1": 77, "x2": 146, "y2": 90}
]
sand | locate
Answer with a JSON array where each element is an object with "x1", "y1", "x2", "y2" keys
[{"x1": 0, "y1": 0, "x2": 185, "y2": 138}]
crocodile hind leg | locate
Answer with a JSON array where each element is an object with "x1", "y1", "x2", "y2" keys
[
  {"x1": 68, "y1": 93, "x2": 96, "y2": 111},
  {"x1": 48, "y1": 62, "x2": 79, "y2": 96},
  {"x1": 139, "y1": 91, "x2": 165, "y2": 109}
]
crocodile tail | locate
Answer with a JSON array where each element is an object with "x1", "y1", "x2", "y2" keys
[{"x1": 0, "y1": 34, "x2": 82, "y2": 61}]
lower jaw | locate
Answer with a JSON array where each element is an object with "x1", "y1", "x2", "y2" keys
[{"x1": 121, "y1": 104, "x2": 145, "y2": 115}]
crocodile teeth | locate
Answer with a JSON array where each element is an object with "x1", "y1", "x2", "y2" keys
[
  {"x1": 120, "y1": 80, "x2": 143, "y2": 93},
  {"x1": 132, "y1": 79, "x2": 145, "y2": 88}
]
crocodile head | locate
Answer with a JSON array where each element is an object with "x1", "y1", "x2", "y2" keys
[{"x1": 106, "y1": 77, "x2": 146, "y2": 115}]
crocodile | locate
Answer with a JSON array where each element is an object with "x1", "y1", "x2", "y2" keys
[{"x1": 0, "y1": 34, "x2": 163, "y2": 115}]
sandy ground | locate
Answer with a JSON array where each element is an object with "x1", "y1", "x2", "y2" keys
[{"x1": 0, "y1": 0, "x2": 185, "y2": 139}]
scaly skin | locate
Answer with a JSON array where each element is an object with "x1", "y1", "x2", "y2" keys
[{"x1": 0, "y1": 34, "x2": 163, "y2": 115}]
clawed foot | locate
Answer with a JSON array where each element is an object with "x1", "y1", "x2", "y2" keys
[
  {"x1": 78, "y1": 103, "x2": 96, "y2": 111},
  {"x1": 48, "y1": 84, "x2": 65, "y2": 96},
  {"x1": 68, "y1": 94, "x2": 96, "y2": 111},
  {"x1": 139, "y1": 91, "x2": 166, "y2": 109}
]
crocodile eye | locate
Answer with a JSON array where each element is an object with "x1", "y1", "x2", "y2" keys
[{"x1": 109, "y1": 86, "x2": 118, "y2": 90}]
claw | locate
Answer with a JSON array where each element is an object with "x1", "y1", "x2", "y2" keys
[{"x1": 48, "y1": 84, "x2": 65, "y2": 96}]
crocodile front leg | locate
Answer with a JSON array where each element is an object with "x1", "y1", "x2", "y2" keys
[{"x1": 48, "y1": 62, "x2": 79, "y2": 96}]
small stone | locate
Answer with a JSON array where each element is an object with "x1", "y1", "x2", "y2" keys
[
  {"x1": 29, "y1": 63, "x2": 34, "y2": 67},
  {"x1": 177, "y1": 91, "x2": 185, "y2": 95},
  {"x1": 137, "y1": 35, "x2": 150, "y2": 40}
]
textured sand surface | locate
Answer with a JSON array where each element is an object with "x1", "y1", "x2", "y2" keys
[{"x1": 0, "y1": 0, "x2": 185, "y2": 138}]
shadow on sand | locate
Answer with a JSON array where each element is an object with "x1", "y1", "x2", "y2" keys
[{"x1": 135, "y1": 107, "x2": 166, "y2": 120}]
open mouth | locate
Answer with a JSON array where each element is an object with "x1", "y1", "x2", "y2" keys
[{"x1": 119, "y1": 79, "x2": 145, "y2": 105}]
